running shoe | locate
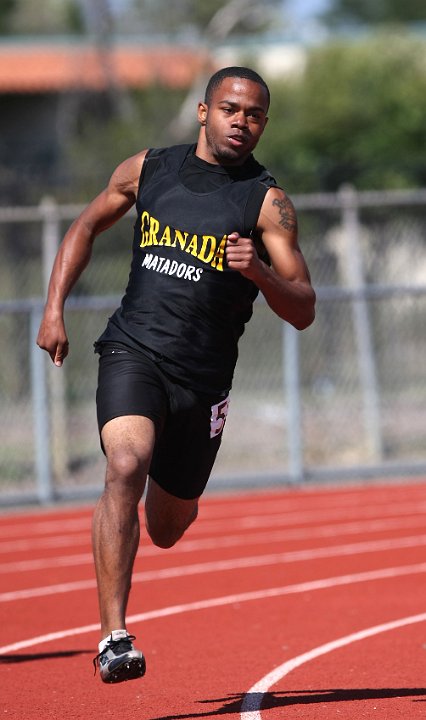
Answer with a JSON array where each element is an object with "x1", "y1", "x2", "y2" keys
[{"x1": 93, "y1": 630, "x2": 146, "y2": 683}]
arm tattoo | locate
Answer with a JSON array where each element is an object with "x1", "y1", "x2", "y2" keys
[{"x1": 272, "y1": 196, "x2": 297, "y2": 232}]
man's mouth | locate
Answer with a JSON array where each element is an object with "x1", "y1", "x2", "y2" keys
[{"x1": 228, "y1": 134, "x2": 246, "y2": 147}]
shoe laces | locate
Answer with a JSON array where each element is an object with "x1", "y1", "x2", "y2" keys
[{"x1": 93, "y1": 633, "x2": 136, "y2": 675}]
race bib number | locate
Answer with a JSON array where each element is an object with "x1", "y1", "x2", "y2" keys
[{"x1": 210, "y1": 395, "x2": 230, "y2": 438}]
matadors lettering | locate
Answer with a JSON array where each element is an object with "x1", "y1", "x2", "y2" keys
[{"x1": 141, "y1": 254, "x2": 203, "y2": 282}]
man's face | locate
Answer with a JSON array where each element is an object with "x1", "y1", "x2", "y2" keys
[{"x1": 198, "y1": 76, "x2": 269, "y2": 165}]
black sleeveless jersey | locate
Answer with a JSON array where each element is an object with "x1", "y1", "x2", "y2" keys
[{"x1": 96, "y1": 143, "x2": 278, "y2": 393}]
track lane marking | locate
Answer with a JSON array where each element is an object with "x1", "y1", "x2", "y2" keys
[
  {"x1": 240, "y1": 613, "x2": 426, "y2": 719},
  {"x1": 2, "y1": 534, "x2": 426, "y2": 602},
  {"x1": 0, "y1": 517, "x2": 92, "y2": 538},
  {"x1": 2, "y1": 490, "x2": 421, "y2": 536},
  {"x1": 2, "y1": 497, "x2": 426, "y2": 541},
  {"x1": 0, "y1": 533, "x2": 92, "y2": 553},
  {"x1": 2, "y1": 514, "x2": 425, "y2": 573},
  {"x1": 1, "y1": 562, "x2": 426, "y2": 655},
  {"x1": 196, "y1": 501, "x2": 426, "y2": 534},
  {"x1": 2, "y1": 500, "x2": 426, "y2": 553}
]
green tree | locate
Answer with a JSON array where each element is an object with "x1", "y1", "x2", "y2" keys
[
  {"x1": 0, "y1": 0, "x2": 83, "y2": 35},
  {"x1": 0, "y1": 0, "x2": 15, "y2": 33},
  {"x1": 322, "y1": 0, "x2": 426, "y2": 27},
  {"x1": 257, "y1": 32, "x2": 426, "y2": 192}
]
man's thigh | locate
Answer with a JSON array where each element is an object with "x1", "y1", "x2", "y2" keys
[{"x1": 96, "y1": 344, "x2": 168, "y2": 440}]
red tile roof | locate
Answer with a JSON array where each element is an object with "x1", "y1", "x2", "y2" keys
[{"x1": 0, "y1": 42, "x2": 214, "y2": 93}]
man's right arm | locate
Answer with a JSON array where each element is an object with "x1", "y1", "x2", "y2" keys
[{"x1": 37, "y1": 150, "x2": 147, "y2": 366}]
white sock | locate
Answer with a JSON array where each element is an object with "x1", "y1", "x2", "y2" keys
[{"x1": 98, "y1": 628, "x2": 128, "y2": 653}]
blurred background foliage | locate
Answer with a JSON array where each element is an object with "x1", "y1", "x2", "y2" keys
[
  {"x1": 322, "y1": 0, "x2": 426, "y2": 28},
  {"x1": 1, "y1": 0, "x2": 426, "y2": 199},
  {"x1": 261, "y1": 32, "x2": 426, "y2": 191}
]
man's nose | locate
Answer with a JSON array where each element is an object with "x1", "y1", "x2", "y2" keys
[{"x1": 232, "y1": 112, "x2": 247, "y2": 128}]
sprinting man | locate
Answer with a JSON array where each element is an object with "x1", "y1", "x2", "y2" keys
[{"x1": 37, "y1": 66, "x2": 316, "y2": 683}]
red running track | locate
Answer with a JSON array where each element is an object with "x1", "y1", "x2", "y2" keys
[{"x1": 1, "y1": 479, "x2": 426, "y2": 719}]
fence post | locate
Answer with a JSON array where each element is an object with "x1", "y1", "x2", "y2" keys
[
  {"x1": 339, "y1": 184, "x2": 383, "y2": 461},
  {"x1": 284, "y1": 323, "x2": 304, "y2": 483},
  {"x1": 30, "y1": 307, "x2": 53, "y2": 503},
  {"x1": 40, "y1": 197, "x2": 68, "y2": 488}
]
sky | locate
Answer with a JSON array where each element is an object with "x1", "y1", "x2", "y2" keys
[
  {"x1": 108, "y1": 0, "x2": 332, "y2": 24},
  {"x1": 285, "y1": 0, "x2": 330, "y2": 21}
]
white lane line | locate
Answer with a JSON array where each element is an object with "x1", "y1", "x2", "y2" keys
[
  {"x1": 2, "y1": 500, "x2": 426, "y2": 554},
  {"x1": 0, "y1": 498, "x2": 353, "y2": 538},
  {"x1": 2, "y1": 497, "x2": 426, "y2": 543},
  {"x1": 2, "y1": 534, "x2": 426, "y2": 603},
  {"x1": 240, "y1": 612, "x2": 426, "y2": 719},
  {"x1": 199, "y1": 488, "x2": 426, "y2": 518},
  {"x1": 0, "y1": 533, "x2": 92, "y2": 554},
  {"x1": 0, "y1": 517, "x2": 92, "y2": 539},
  {"x1": 0, "y1": 553, "x2": 95, "y2": 573},
  {"x1": 1, "y1": 563, "x2": 426, "y2": 655},
  {"x1": 194, "y1": 501, "x2": 426, "y2": 535},
  {"x1": 0, "y1": 491, "x2": 404, "y2": 537},
  {"x1": 2, "y1": 514, "x2": 425, "y2": 574}
]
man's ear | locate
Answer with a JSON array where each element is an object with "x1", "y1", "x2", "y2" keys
[{"x1": 197, "y1": 102, "x2": 208, "y2": 125}]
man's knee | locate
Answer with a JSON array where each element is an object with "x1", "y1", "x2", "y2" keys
[
  {"x1": 104, "y1": 450, "x2": 149, "y2": 505},
  {"x1": 102, "y1": 416, "x2": 155, "y2": 495},
  {"x1": 107, "y1": 449, "x2": 144, "y2": 481}
]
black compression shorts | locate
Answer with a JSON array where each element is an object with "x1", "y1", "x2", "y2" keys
[{"x1": 96, "y1": 343, "x2": 230, "y2": 500}]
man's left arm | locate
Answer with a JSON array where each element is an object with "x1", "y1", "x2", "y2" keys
[{"x1": 225, "y1": 186, "x2": 316, "y2": 330}]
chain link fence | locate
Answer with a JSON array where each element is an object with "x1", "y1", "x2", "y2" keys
[{"x1": 1, "y1": 187, "x2": 425, "y2": 505}]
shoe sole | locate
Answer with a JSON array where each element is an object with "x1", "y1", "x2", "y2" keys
[{"x1": 101, "y1": 657, "x2": 146, "y2": 684}]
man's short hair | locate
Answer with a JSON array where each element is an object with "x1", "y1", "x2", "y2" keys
[{"x1": 204, "y1": 66, "x2": 270, "y2": 109}]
